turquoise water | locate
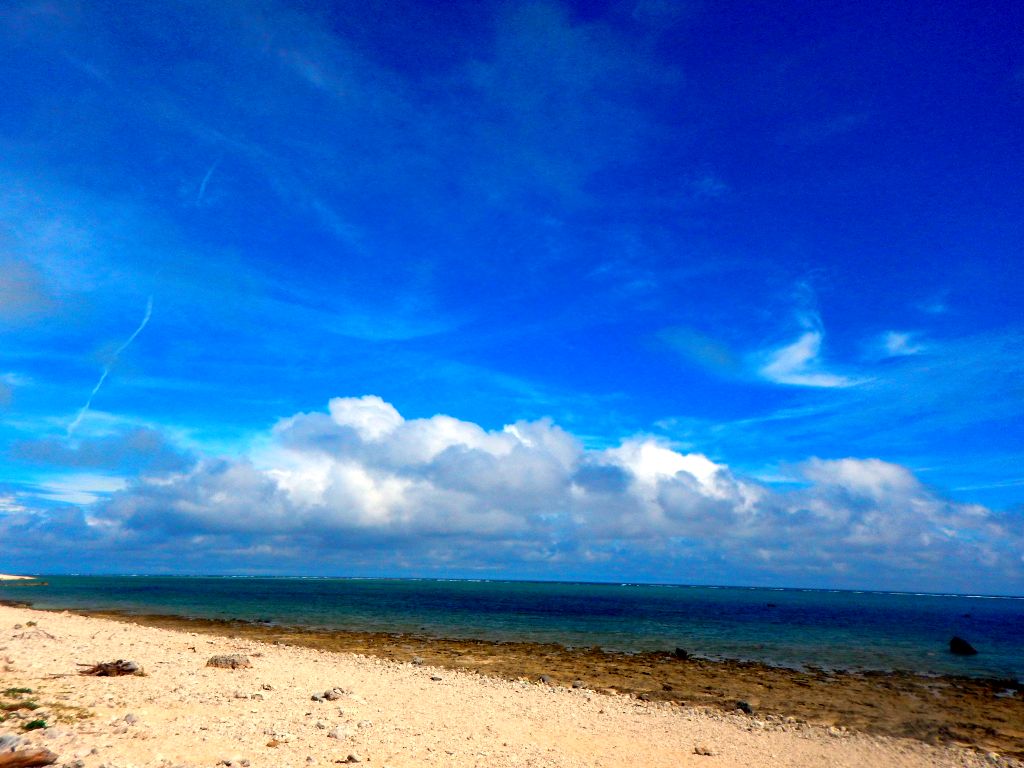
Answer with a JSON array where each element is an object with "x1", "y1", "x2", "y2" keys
[{"x1": 2, "y1": 576, "x2": 1022, "y2": 681}]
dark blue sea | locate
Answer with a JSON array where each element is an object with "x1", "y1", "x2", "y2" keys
[{"x1": 3, "y1": 576, "x2": 1022, "y2": 681}]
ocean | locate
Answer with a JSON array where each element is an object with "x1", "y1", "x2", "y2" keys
[{"x1": 2, "y1": 576, "x2": 1021, "y2": 681}]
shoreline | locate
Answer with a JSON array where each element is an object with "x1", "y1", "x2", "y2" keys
[
  {"x1": 0, "y1": 574, "x2": 34, "y2": 581},
  {"x1": 6, "y1": 601, "x2": 1023, "y2": 758}
]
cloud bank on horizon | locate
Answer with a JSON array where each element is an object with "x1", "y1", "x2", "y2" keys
[
  {"x1": 3, "y1": 395, "x2": 1022, "y2": 593},
  {"x1": 0, "y1": 0, "x2": 1021, "y2": 590}
]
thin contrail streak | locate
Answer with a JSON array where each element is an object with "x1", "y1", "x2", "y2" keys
[
  {"x1": 68, "y1": 296, "x2": 153, "y2": 436},
  {"x1": 196, "y1": 157, "x2": 221, "y2": 205}
]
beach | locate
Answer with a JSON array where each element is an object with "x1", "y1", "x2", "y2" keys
[{"x1": 1, "y1": 604, "x2": 1019, "y2": 768}]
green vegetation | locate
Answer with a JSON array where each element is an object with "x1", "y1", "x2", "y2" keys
[
  {"x1": 22, "y1": 719, "x2": 47, "y2": 731},
  {"x1": 2, "y1": 687, "x2": 32, "y2": 696}
]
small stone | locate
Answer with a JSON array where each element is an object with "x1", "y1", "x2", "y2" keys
[
  {"x1": 638, "y1": 693, "x2": 652, "y2": 702},
  {"x1": 123, "y1": 713, "x2": 138, "y2": 725},
  {"x1": 694, "y1": 744, "x2": 714, "y2": 756},
  {"x1": 311, "y1": 694, "x2": 325, "y2": 702},
  {"x1": 357, "y1": 720, "x2": 372, "y2": 729},
  {"x1": 341, "y1": 754, "x2": 361, "y2": 764},
  {"x1": 316, "y1": 722, "x2": 327, "y2": 730},
  {"x1": 736, "y1": 700, "x2": 754, "y2": 715},
  {"x1": 674, "y1": 647, "x2": 690, "y2": 660},
  {"x1": 327, "y1": 728, "x2": 343, "y2": 740},
  {"x1": 0, "y1": 734, "x2": 21, "y2": 750},
  {"x1": 827, "y1": 726, "x2": 842, "y2": 737},
  {"x1": 206, "y1": 654, "x2": 252, "y2": 669},
  {"x1": 571, "y1": 679, "x2": 584, "y2": 689},
  {"x1": 411, "y1": 656, "x2": 424, "y2": 665},
  {"x1": 430, "y1": 676, "x2": 442, "y2": 682},
  {"x1": 233, "y1": 691, "x2": 249, "y2": 699},
  {"x1": 261, "y1": 684, "x2": 273, "y2": 691},
  {"x1": 538, "y1": 675, "x2": 552, "y2": 684}
]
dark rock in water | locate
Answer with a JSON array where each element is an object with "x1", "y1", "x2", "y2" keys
[
  {"x1": 206, "y1": 654, "x2": 252, "y2": 669},
  {"x1": 949, "y1": 636, "x2": 978, "y2": 656},
  {"x1": 736, "y1": 700, "x2": 754, "y2": 714},
  {"x1": 673, "y1": 647, "x2": 690, "y2": 660}
]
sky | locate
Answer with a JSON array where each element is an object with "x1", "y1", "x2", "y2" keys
[{"x1": 0, "y1": 0, "x2": 1022, "y2": 593}]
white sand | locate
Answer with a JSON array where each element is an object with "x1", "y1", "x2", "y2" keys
[
  {"x1": 0, "y1": 575, "x2": 34, "y2": 581},
  {"x1": 0, "y1": 605, "x2": 1015, "y2": 768}
]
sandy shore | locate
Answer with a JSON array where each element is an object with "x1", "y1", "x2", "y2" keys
[
  {"x1": 0, "y1": 605, "x2": 1019, "y2": 768},
  {"x1": 0, "y1": 575, "x2": 34, "y2": 581}
]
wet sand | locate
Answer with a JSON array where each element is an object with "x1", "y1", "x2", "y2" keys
[{"x1": 40, "y1": 606, "x2": 1024, "y2": 758}]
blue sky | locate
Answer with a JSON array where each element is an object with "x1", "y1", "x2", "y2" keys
[{"x1": 1, "y1": 0, "x2": 1021, "y2": 592}]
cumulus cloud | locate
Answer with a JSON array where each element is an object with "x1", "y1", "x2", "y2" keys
[{"x1": 28, "y1": 395, "x2": 1012, "y2": 589}]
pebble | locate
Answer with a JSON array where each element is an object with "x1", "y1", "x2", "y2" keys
[
  {"x1": 430, "y1": 676, "x2": 442, "y2": 682},
  {"x1": 694, "y1": 744, "x2": 715, "y2": 756},
  {"x1": 571, "y1": 680, "x2": 585, "y2": 689}
]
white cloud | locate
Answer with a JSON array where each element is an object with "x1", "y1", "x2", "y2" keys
[
  {"x1": 878, "y1": 330, "x2": 926, "y2": 358},
  {"x1": 758, "y1": 330, "x2": 855, "y2": 388},
  {"x1": 327, "y1": 395, "x2": 404, "y2": 441},
  {"x1": 64, "y1": 395, "x2": 1020, "y2": 588},
  {"x1": 34, "y1": 473, "x2": 127, "y2": 505}
]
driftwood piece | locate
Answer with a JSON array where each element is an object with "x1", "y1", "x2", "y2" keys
[
  {"x1": 0, "y1": 748, "x2": 58, "y2": 767},
  {"x1": 77, "y1": 659, "x2": 142, "y2": 676}
]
